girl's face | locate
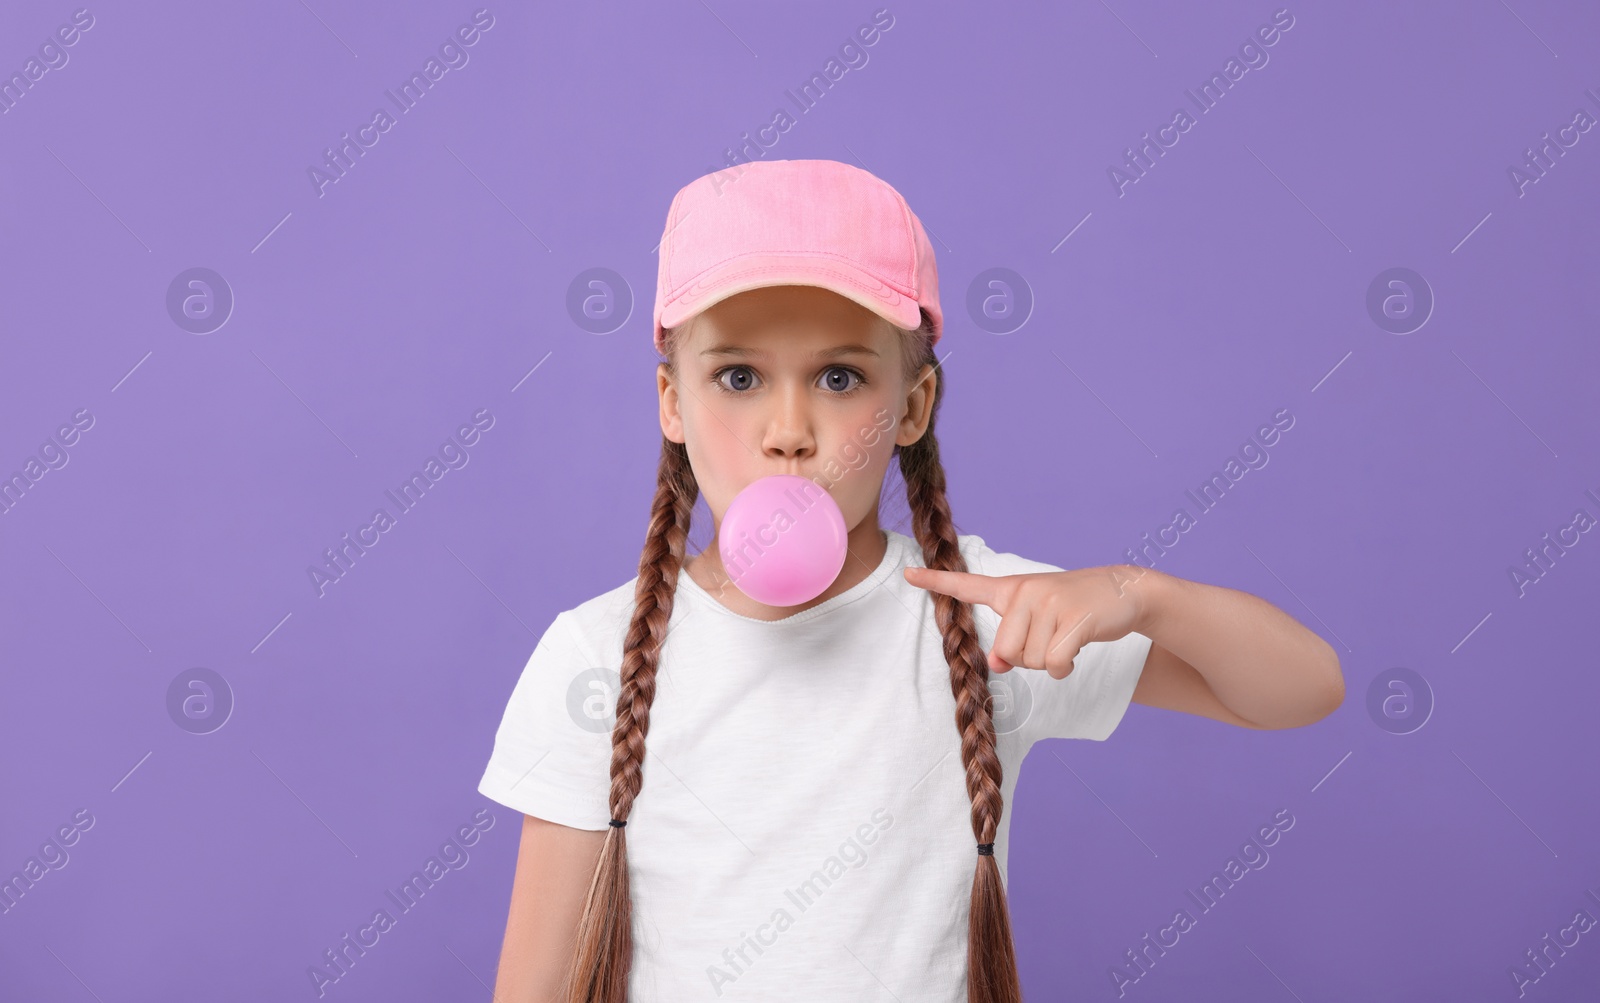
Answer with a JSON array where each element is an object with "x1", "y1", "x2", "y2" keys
[{"x1": 658, "y1": 284, "x2": 936, "y2": 542}]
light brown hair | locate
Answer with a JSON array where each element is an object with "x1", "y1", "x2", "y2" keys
[{"x1": 559, "y1": 308, "x2": 1023, "y2": 1003}]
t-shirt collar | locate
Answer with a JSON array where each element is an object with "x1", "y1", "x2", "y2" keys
[{"x1": 678, "y1": 528, "x2": 911, "y2": 625}]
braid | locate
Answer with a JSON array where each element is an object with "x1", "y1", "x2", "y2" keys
[
  {"x1": 560, "y1": 435, "x2": 698, "y2": 1003},
  {"x1": 897, "y1": 317, "x2": 1024, "y2": 1003}
]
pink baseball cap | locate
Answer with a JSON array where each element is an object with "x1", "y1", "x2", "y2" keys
[{"x1": 653, "y1": 159, "x2": 942, "y2": 353}]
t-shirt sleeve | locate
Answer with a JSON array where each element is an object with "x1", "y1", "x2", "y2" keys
[
  {"x1": 968, "y1": 539, "x2": 1153, "y2": 744},
  {"x1": 477, "y1": 610, "x2": 613, "y2": 830},
  {"x1": 1016, "y1": 626, "x2": 1152, "y2": 743}
]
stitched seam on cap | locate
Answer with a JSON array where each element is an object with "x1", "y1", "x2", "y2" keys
[
  {"x1": 889, "y1": 187, "x2": 918, "y2": 294},
  {"x1": 664, "y1": 190, "x2": 685, "y2": 289},
  {"x1": 684, "y1": 246, "x2": 899, "y2": 278},
  {"x1": 664, "y1": 260, "x2": 910, "y2": 309}
]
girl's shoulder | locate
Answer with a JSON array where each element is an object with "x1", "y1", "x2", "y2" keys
[{"x1": 553, "y1": 575, "x2": 639, "y2": 663}]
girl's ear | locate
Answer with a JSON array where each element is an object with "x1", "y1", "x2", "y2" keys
[
  {"x1": 658, "y1": 363, "x2": 687, "y2": 443},
  {"x1": 896, "y1": 362, "x2": 937, "y2": 447}
]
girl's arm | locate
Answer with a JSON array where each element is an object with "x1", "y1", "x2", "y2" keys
[
  {"x1": 1126, "y1": 565, "x2": 1344, "y2": 730},
  {"x1": 492, "y1": 813, "x2": 607, "y2": 1002}
]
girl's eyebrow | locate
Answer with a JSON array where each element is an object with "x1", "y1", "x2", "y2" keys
[{"x1": 699, "y1": 344, "x2": 880, "y2": 360}]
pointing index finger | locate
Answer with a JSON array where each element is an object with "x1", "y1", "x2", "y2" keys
[{"x1": 903, "y1": 566, "x2": 1005, "y2": 612}]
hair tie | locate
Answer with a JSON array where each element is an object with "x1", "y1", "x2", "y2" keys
[
  {"x1": 609, "y1": 819, "x2": 627, "y2": 828},
  {"x1": 976, "y1": 842, "x2": 994, "y2": 856}
]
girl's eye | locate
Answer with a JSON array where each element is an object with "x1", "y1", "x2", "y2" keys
[
  {"x1": 713, "y1": 366, "x2": 758, "y2": 394},
  {"x1": 819, "y1": 366, "x2": 864, "y2": 394},
  {"x1": 710, "y1": 366, "x2": 868, "y2": 396}
]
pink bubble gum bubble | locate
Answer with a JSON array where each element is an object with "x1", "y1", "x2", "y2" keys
[{"x1": 718, "y1": 474, "x2": 848, "y2": 607}]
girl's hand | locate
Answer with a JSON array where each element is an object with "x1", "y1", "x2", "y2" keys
[{"x1": 903, "y1": 564, "x2": 1149, "y2": 678}]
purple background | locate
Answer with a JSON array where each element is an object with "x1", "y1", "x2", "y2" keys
[{"x1": 3, "y1": 1, "x2": 1598, "y2": 1000}]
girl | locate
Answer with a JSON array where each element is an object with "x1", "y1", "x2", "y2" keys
[{"x1": 478, "y1": 159, "x2": 1342, "y2": 1003}]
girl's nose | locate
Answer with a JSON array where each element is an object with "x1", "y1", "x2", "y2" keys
[{"x1": 762, "y1": 388, "x2": 815, "y2": 459}]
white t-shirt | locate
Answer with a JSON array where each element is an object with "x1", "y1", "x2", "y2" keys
[{"x1": 477, "y1": 528, "x2": 1152, "y2": 1002}]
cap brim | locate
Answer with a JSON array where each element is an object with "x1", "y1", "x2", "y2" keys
[{"x1": 656, "y1": 252, "x2": 922, "y2": 346}]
